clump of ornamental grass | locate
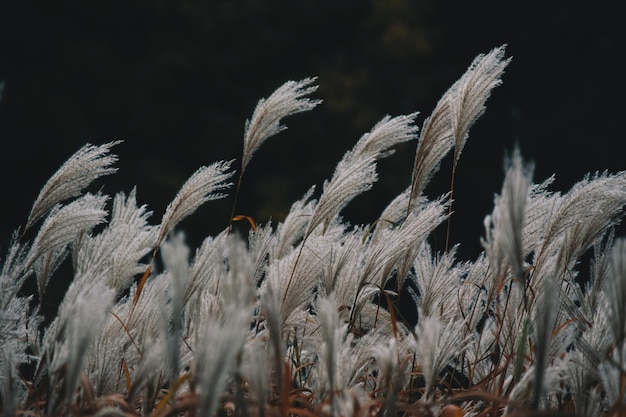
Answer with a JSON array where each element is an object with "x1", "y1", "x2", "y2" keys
[{"x1": 2, "y1": 45, "x2": 626, "y2": 417}]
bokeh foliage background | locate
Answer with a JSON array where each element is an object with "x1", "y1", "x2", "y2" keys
[{"x1": 1, "y1": 0, "x2": 623, "y2": 262}]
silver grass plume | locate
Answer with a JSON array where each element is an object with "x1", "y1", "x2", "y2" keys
[
  {"x1": 555, "y1": 178, "x2": 626, "y2": 277},
  {"x1": 362, "y1": 196, "x2": 448, "y2": 291},
  {"x1": 409, "y1": 45, "x2": 510, "y2": 210},
  {"x1": 240, "y1": 339, "x2": 271, "y2": 411},
  {"x1": 449, "y1": 45, "x2": 511, "y2": 169},
  {"x1": 323, "y1": 227, "x2": 405, "y2": 336},
  {"x1": 456, "y1": 254, "x2": 490, "y2": 338},
  {"x1": 25, "y1": 141, "x2": 120, "y2": 231},
  {"x1": 0, "y1": 233, "x2": 29, "y2": 301},
  {"x1": 194, "y1": 235, "x2": 256, "y2": 416},
  {"x1": 121, "y1": 275, "x2": 172, "y2": 399},
  {"x1": 370, "y1": 337, "x2": 400, "y2": 409},
  {"x1": 160, "y1": 232, "x2": 190, "y2": 380},
  {"x1": 308, "y1": 154, "x2": 378, "y2": 235},
  {"x1": 506, "y1": 359, "x2": 565, "y2": 413},
  {"x1": 0, "y1": 346, "x2": 19, "y2": 417},
  {"x1": 274, "y1": 186, "x2": 317, "y2": 258},
  {"x1": 321, "y1": 227, "x2": 364, "y2": 300},
  {"x1": 481, "y1": 148, "x2": 533, "y2": 285},
  {"x1": 129, "y1": 331, "x2": 168, "y2": 404},
  {"x1": 604, "y1": 238, "x2": 626, "y2": 350},
  {"x1": 248, "y1": 222, "x2": 277, "y2": 283},
  {"x1": 264, "y1": 232, "x2": 330, "y2": 326},
  {"x1": 0, "y1": 278, "x2": 38, "y2": 361},
  {"x1": 349, "y1": 112, "x2": 419, "y2": 160},
  {"x1": 73, "y1": 188, "x2": 156, "y2": 294},
  {"x1": 157, "y1": 160, "x2": 234, "y2": 246},
  {"x1": 574, "y1": 292, "x2": 613, "y2": 376},
  {"x1": 519, "y1": 176, "x2": 557, "y2": 259},
  {"x1": 412, "y1": 314, "x2": 469, "y2": 399},
  {"x1": 87, "y1": 320, "x2": 131, "y2": 396},
  {"x1": 598, "y1": 350, "x2": 626, "y2": 411},
  {"x1": 534, "y1": 171, "x2": 626, "y2": 281},
  {"x1": 241, "y1": 77, "x2": 321, "y2": 173},
  {"x1": 195, "y1": 260, "x2": 253, "y2": 416},
  {"x1": 221, "y1": 233, "x2": 257, "y2": 315},
  {"x1": 183, "y1": 231, "x2": 228, "y2": 338},
  {"x1": 46, "y1": 281, "x2": 115, "y2": 413},
  {"x1": 0, "y1": 246, "x2": 40, "y2": 413},
  {"x1": 1, "y1": 238, "x2": 42, "y2": 396},
  {"x1": 581, "y1": 231, "x2": 613, "y2": 319},
  {"x1": 531, "y1": 278, "x2": 559, "y2": 409},
  {"x1": 413, "y1": 243, "x2": 467, "y2": 318},
  {"x1": 308, "y1": 113, "x2": 419, "y2": 235},
  {"x1": 313, "y1": 294, "x2": 373, "y2": 415},
  {"x1": 259, "y1": 281, "x2": 285, "y2": 406},
  {"x1": 372, "y1": 188, "x2": 412, "y2": 237},
  {"x1": 562, "y1": 348, "x2": 604, "y2": 415},
  {"x1": 315, "y1": 294, "x2": 341, "y2": 411},
  {"x1": 26, "y1": 193, "x2": 109, "y2": 300}
]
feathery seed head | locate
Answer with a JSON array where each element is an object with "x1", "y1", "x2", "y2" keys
[
  {"x1": 26, "y1": 141, "x2": 121, "y2": 231},
  {"x1": 242, "y1": 77, "x2": 321, "y2": 172}
]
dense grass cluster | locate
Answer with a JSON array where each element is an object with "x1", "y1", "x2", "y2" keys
[{"x1": 2, "y1": 45, "x2": 626, "y2": 417}]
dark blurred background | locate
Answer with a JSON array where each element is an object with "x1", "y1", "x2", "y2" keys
[{"x1": 0, "y1": 0, "x2": 624, "y2": 262}]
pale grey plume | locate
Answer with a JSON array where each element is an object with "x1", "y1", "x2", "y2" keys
[
  {"x1": 264, "y1": 232, "x2": 331, "y2": 326},
  {"x1": 348, "y1": 112, "x2": 419, "y2": 161},
  {"x1": 308, "y1": 154, "x2": 378, "y2": 235},
  {"x1": 46, "y1": 281, "x2": 115, "y2": 413},
  {"x1": 321, "y1": 227, "x2": 364, "y2": 300},
  {"x1": 557, "y1": 173, "x2": 626, "y2": 278},
  {"x1": 519, "y1": 176, "x2": 557, "y2": 259},
  {"x1": 531, "y1": 279, "x2": 559, "y2": 409},
  {"x1": 604, "y1": 238, "x2": 626, "y2": 348},
  {"x1": 562, "y1": 348, "x2": 603, "y2": 416},
  {"x1": 26, "y1": 193, "x2": 109, "y2": 299},
  {"x1": 408, "y1": 92, "x2": 453, "y2": 208},
  {"x1": 242, "y1": 77, "x2": 321, "y2": 173},
  {"x1": 0, "y1": 262, "x2": 40, "y2": 412},
  {"x1": 185, "y1": 230, "x2": 228, "y2": 308},
  {"x1": 409, "y1": 45, "x2": 510, "y2": 210},
  {"x1": 157, "y1": 160, "x2": 233, "y2": 246},
  {"x1": 160, "y1": 232, "x2": 190, "y2": 379},
  {"x1": 313, "y1": 294, "x2": 371, "y2": 414},
  {"x1": 274, "y1": 186, "x2": 317, "y2": 258},
  {"x1": 0, "y1": 346, "x2": 18, "y2": 417},
  {"x1": 533, "y1": 171, "x2": 626, "y2": 280},
  {"x1": 315, "y1": 294, "x2": 341, "y2": 405},
  {"x1": 247, "y1": 222, "x2": 276, "y2": 282},
  {"x1": 481, "y1": 148, "x2": 533, "y2": 280},
  {"x1": 73, "y1": 188, "x2": 157, "y2": 293},
  {"x1": 449, "y1": 45, "x2": 510, "y2": 168},
  {"x1": 598, "y1": 354, "x2": 625, "y2": 412},
  {"x1": 25, "y1": 141, "x2": 120, "y2": 231},
  {"x1": 414, "y1": 242, "x2": 466, "y2": 318},
  {"x1": 411, "y1": 314, "x2": 469, "y2": 398},
  {"x1": 373, "y1": 187, "x2": 412, "y2": 236},
  {"x1": 361, "y1": 196, "x2": 448, "y2": 290},
  {"x1": 308, "y1": 113, "x2": 419, "y2": 235}
]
